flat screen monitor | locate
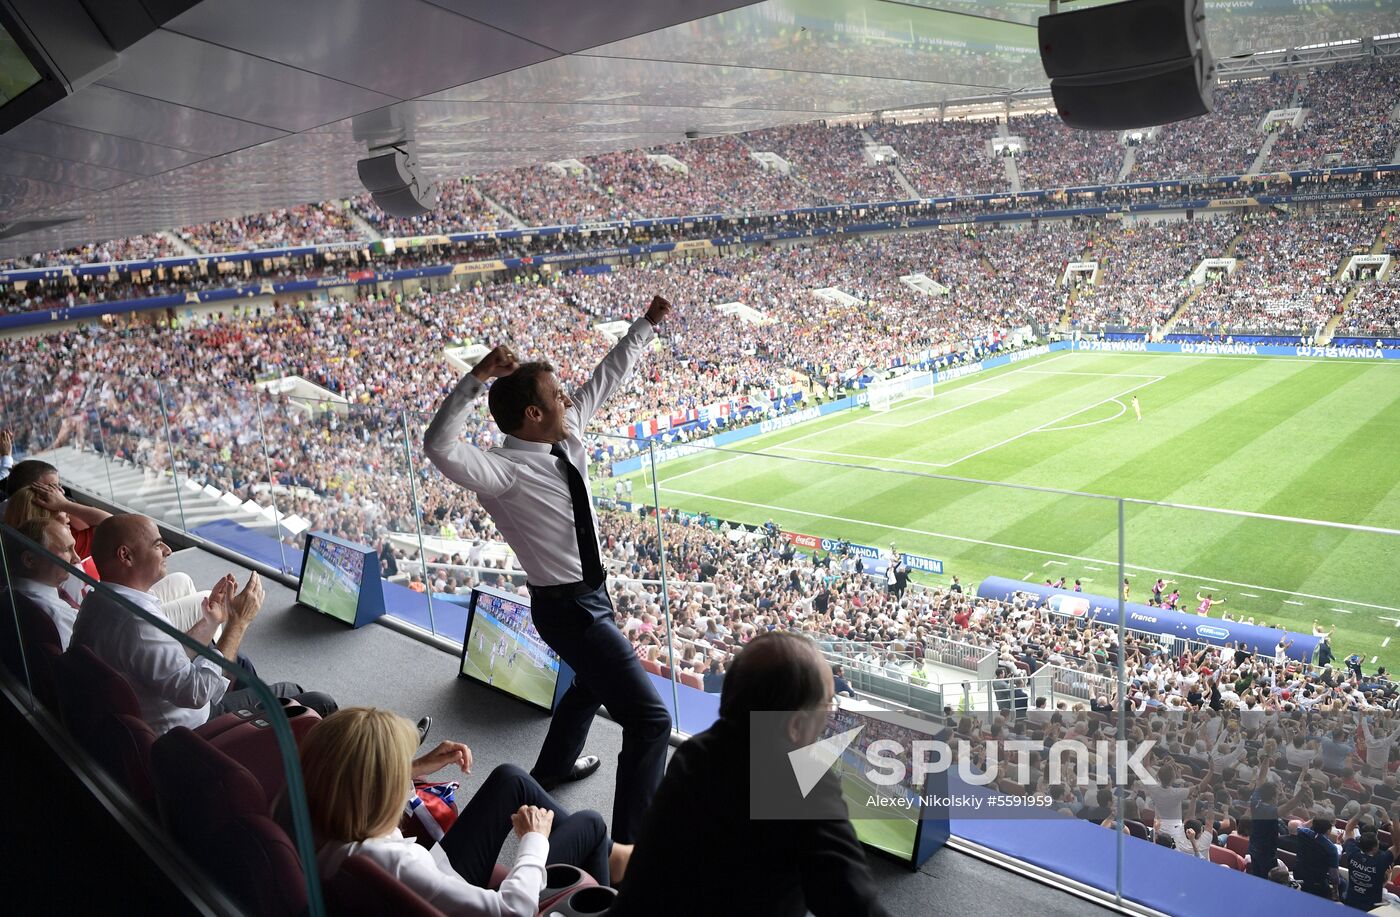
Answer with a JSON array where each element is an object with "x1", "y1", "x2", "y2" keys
[
  {"x1": 296, "y1": 532, "x2": 384, "y2": 628},
  {"x1": 824, "y1": 704, "x2": 948, "y2": 868},
  {"x1": 458, "y1": 585, "x2": 564, "y2": 712}
]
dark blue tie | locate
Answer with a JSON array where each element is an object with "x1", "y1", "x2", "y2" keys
[{"x1": 552, "y1": 443, "x2": 605, "y2": 588}]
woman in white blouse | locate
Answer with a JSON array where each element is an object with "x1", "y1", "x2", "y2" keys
[{"x1": 302, "y1": 707, "x2": 631, "y2": 916}]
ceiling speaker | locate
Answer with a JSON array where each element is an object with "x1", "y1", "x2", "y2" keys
[
  {"x1": 356, "y1": 142, "x2": 437, "y2": 218},
  {"x1": 1039, "y1": 0, "x2": 1216, "y2": 130}
]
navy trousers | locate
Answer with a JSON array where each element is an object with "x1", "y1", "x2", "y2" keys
[
  {"x1": 527, "y1": 582, "x2": 670, "y2": 844},
  {"x1": 442, "y1": 764, "x2": 611, "y2": 886}
]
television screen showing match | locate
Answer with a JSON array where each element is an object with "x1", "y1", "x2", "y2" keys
[
  {"x1": 297, "y1": 534, "x2": 368, "y2": 625},
  {"x1": 459, "y1": 586, "x2": 562, "y2": 711}
]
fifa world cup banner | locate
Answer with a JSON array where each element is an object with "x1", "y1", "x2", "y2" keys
[{"x1": 976, "y1": 576, "x2": 1319, "y2": 662}]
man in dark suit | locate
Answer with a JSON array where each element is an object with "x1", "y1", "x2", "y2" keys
[{"x1": 611, "y1": 632, "x2": 889, "y2": 917}]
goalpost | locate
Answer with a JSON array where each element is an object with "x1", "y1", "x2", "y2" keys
[{"x1": 867, "y1": 370, "x2": 935, "y2": 413}]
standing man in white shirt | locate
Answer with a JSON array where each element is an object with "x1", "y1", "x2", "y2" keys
[
  {"x1": 69, "y1": 514, "x2": 335, "y2": 735},
  {"x1": 7, "y1": 518, "x2": 82, "y2": 648},
  {"x1": 424, "y1": 295, "x2": 673, "y2": 844}
]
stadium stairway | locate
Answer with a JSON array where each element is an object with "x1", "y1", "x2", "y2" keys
[
  {"x1": 890, "y1": 162, "x2": 920, "y2": 198},
  {"x1": 1319, "y1": 223, "x2": 1395, "y2": 344},
  {"x1": 475, "y1": 186, "x2": 527, "y2": 229},
  {"x1": 1158, "y1": 287, "x2": 1204, "y2": 340},
  {"x1": 346, "y1": 209, "x2": 381, "y2": 241},
  {"x1": 1391, "y1": 99, "x2": 1400, "y2": 163},
  {"x1": 1247, "y1": 129, "x2": 1281, "y2": 176},
  {"x1": 36, "y1": 445, "x2": 284, "y2": 539},
  {"x1": 1116, "y1": 145, "x2": 1136, "y2": 183},
  {"x1": 159, "y1": 231, "x2": 199, "y2": 258}
]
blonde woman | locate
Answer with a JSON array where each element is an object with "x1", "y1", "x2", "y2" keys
[{"x1": 303, "y1": 707, "x2": 629, "y2": 917}]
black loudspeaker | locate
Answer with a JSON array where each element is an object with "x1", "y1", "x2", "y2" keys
[{"x1": 1039, "y1": 0, "x2": 1215, "y2": 130}]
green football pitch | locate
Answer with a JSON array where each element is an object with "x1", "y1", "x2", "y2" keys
[
  {"x1": 623, "y1": 350, "x2": 1400, "y2": 670},
  {"x1": 462, "y1": 613, "x2": 560, "y2": 710}
]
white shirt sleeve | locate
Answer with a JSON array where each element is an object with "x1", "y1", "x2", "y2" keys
[
  {"x1": 127, "y1": 617, "x2": 230, "y2": 710},
  {"x1": 356, "y1": 831, "x2": 548, "y2": 917},
  {"x1": 423, "y1": 374, "x2": 519, "y2": 498},
  {"x1": 568, "y1": 316, "x2": 656, "y2": 427}
]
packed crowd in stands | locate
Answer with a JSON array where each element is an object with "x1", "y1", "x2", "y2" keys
[
  {"x1": 1341, "y1": 282, "x2": 1400, "y2": 336},
  {"x1": 1271, "y1": 60, "x2": 1400, "y2": 170},
  {"x1": 179, "y1": 202, "x2": 363, "y2": 253},
  {"x1": 1013, "y1": 113, "x2": 1121, "y2": 190},
  {"x1": 1177, "y1": 211, "x2": 1382, "y2": 334},
  {"x1": 587, "y1": 150, "x2": 735, "y2": 218},
  {"x1": 476, "y1": 166, "x2": 637, "y2": 226},
  {"x1": 1, "y1": 233, "x2": 180, "y2": 270},
  {"x1": 867, "y1": 118, "x2": 1008, "y2": 197},
  {"x1": 1072, "y1": 219, "x2": 1240, "y2": 330},
  {"x1": 745, "y1": 123, "x2": 906, "y2": 204},
  {"x1": 1130, "y1": 76, "x2": 1293, "y2": 181}
]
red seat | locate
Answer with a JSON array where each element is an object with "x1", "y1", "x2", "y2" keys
[
  {"x1": 151, "y1": 726, "x2": 307, "y2": 917},
  {"x1": 0, "y1": 589, "x2": 64, "y2": 711},
  {"x1": 1224, "y1": 834, "x2": 1250, "y2": 860},
  {"x1": 657, "y1": 664, "x2": 672, "y2": 680},
  {"x1": 639, "y1": 659, "x2": 661, "y2": 676},
  {"x1": 1209, "y1": 845, "x2": 1245, "y2": 871},
  {"x1": 205, "y1": 702, "x2": 322, "y2": 801},
  {"x1": 57, "y1": 647, "x2": 160, "y2": 809},
  {"x1": 327, "y1": 855, "x2": 445, "y2": 916},
  {"x1": 1125, "y1": 820, "x2": 1149, "y2": 840},
  {"x1": 679, "y1": 671, "x2": 704, "y2": 691}
]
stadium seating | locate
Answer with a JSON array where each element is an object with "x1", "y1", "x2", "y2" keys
[
  {"x1": 326, "y1": 856, "x2": 446, "y2": 916},
  {"x1": 150, "y1": 726, "x2": 308, "y2": 917},
  {"x1": 0, "y1": 589, "x2": 63, "y2": 710},
  {"x1": 1209, "y1": 846, "x2": 1246, "y2": 871},
  {"x1": 56, "y1": 647, "x2": 163, "y2": 809}
]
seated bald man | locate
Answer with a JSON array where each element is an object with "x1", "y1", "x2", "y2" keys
[
  {"x1": 69, "y1": 514, "x2": 336, "y2": 736},
  {"x1": 611, "y1": 632, "x2": 889, "y2": 917}
]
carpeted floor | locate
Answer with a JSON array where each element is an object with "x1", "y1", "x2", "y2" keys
[{"x1": 166, "y1": 547, "x2": 1106, "y2": 917}]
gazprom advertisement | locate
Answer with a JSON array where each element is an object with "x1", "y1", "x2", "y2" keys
[{"x1": 976, "y1": 576, "x2": 1319, "y2": 662}]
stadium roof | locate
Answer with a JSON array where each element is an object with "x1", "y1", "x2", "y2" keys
[{"x1": 1, "y1": 0, "x2": 1396, "y2": 258}]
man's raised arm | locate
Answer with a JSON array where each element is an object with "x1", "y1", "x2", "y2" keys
[
  {"x1": 569, "y1": 295, "x2": 672, "y2": 427},
  {"x1": 423, "y1": 344, "x2": 520, "y2": 497}
]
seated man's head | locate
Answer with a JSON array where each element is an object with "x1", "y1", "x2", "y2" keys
[
  {"x1": 487, "y1": 362, "x2": 571, "y2": 443},
  {"x1": 3, "y1": 460, "x2": 58, "y2": 498},
  {"x1": 721, "y1": 631, "x2": 832, "y2": 749},
  {"x1": 7, "y1": 518, "x2": 78, "y2": 587},
  {"x1": 90, "y1": 514, "x2": 169, "y2": 591}
]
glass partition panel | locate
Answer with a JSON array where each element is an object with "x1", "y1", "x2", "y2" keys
[
  {"x1": 0, "y1": 523, "x2": 325, "y2": 914},
  {"x1": 1, "y1": 357, "x2": 63, "y2": 475},
  {"x1": 1122, "y1": 499, "x2": 1400, "y2": 911}
]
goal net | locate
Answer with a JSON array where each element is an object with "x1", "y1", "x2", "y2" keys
[{"x1": 867, "y1": 371, "x2": 935, "y2": 413}]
